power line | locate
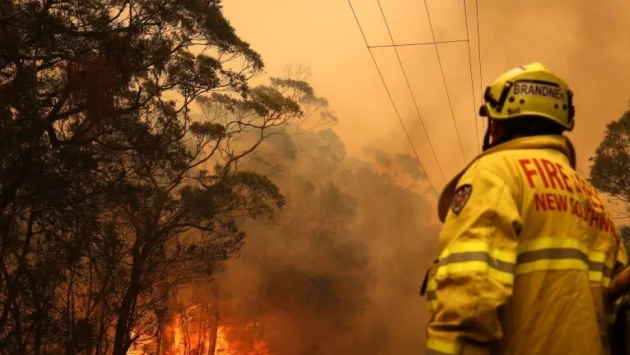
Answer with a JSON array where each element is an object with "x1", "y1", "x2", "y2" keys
[
  {"x1": 368, "y1": 39, "x2": 467, "y2": 49},
  {"x1": 369, "y1": 3, "x2": 483, "y2": 154},
  {"x1": 348, "y1": 0, "x2": 439, "y2": 199},
  {"x1": 462, "y1": 0, "x2": 481, "y2": 153},
  {"x1": 475, "y1": 0, "x2": 485, "y2": 135},
  {"x1": 375, "y1": 0, "x2": 446, "y2": 184},
  {"x1": 422, "y1": 0, "x2": 468, "y2": 165}
]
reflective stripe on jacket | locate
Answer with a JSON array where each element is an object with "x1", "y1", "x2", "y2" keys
[{"x1": 424, "y1": 135, "x2": 628, "y2": 355}]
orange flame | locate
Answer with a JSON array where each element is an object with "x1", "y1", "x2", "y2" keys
[
  {"x1": 215, "y1": 326, "x2": 231, "y2": 353},
  {"x1": 127, "y1": 307, "x2": 273, "y2": 354},
  {"x1": 128, "y1": 329, "x2": 152, "y2": 355},
  {"x1": 213, "y1": 324, "x2": 273, "y2": 355}
]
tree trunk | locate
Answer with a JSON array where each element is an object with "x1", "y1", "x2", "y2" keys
[
  {"x1": 95, "y1": 297, "x2": 108, "y2": 355},
  {"x1": 0, "y1": 210, "x2": 37, "y2": 332},
  {"x1": 196, "y1": 316, "x2": 205, "y2": 354},
  {"x1": 156, "y1": 324, "x2": 163, "y2": 355},
  {"x1": 208, "y1": 316, "x2": 218, "y2": 355},
  {"x1": 0, "y1": 146, "x2": 34, "y2": 218},
  {"x1": 208, "y1": 283, "x2": 220, "y2": 355},
  {"x1": 181, "y1": 313, "x2": 190, "y2": 355},
  {"x1": 25, "y1": 268, "x2": 43, "y2": 355},
  {"x1": 112, "y1": 244, "x2": 144, "y2": 355}
]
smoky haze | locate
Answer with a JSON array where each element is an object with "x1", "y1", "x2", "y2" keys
[
  {"x1": 218, "y1": 126, "x2": 438, "y2": 354},
  {"x1": 224, "y1": 0, "x2": 630, "y2": 177},
  {"x1": 7, "y1": 0, "x2": 629, "y2": 354},
  {"x1": 213, "y1": 0, "x2": 630, "y2": 354}
]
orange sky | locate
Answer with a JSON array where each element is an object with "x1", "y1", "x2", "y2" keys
[
  {"x1": 216, "y1": 2, "x2": 630, "y2": 347},
  {"x1": 223, "y1": 0, "x2": 630, "y2": 201}
]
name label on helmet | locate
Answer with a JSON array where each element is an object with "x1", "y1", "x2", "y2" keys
[{"x1": 513, "y1": 81, "x2": 565, "y2": 100}]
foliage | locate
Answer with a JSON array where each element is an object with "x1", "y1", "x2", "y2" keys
[
  {"x1": 590, "y1": 111, "x2": 630, "y2": 260},
  {"x1": 589, "y1": 110, "x2": 630, "y2": 217},
  {"x1": 0, "y1": 1, "x2": 333, "y2": 354}
]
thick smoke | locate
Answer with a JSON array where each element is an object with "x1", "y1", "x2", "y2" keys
[
  {"x1": 198, "y1": 1, "x2": 630, "y2": 353},
  {"x1": 214, "y1": 126, "x2": 439, "y2": 355}
]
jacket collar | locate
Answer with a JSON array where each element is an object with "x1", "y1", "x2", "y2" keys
[{"x1": 437, "y1": 135, "x2": 576, "y2": 222}]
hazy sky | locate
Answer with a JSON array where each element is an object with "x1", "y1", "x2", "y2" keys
[
  {"x1": 217, "y1": 3, "x2": 630, "y2": 348},
  {"x1": 223, "y1": 0, "x2": 630, "y2": 208}
]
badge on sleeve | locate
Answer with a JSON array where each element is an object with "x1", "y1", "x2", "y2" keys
[{"x1": 451, "y1": 184, "x2": 472, "y2": 215}]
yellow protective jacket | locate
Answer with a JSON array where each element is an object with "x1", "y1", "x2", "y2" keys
[{"x1": 423, "y1": 135, "x2": 628, "y2": 355}]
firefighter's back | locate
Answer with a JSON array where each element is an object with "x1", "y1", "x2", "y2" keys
[{"x1": 490, "y1": 145, "x2": 620, "y2": 355}]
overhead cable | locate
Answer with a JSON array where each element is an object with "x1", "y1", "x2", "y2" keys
[
  {"x1": 376, "y1": 0, "x2": 447, "y2": 184},
  {"x1": 475, "y1": 0, "x2": 485, "y2": 134},
  {"x1": 462, "y1": 0, "x2": 481, "y2": 153},
  {"x1": 422, "y1": 0, "x2": 468, "y2": 165},
  {"x1": 348, "y1": 0, "x2": 440, "y2": 199},
  {"x1": 368, "y1": 39, "x2": 468, "y2": 49}
]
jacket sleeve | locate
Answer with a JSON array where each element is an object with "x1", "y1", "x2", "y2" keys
[
  {"x1": 608, "y1": 240, "x2": 629, "y2": 304},
  {"x1": 427, "y1": 165, "x2": 521, "y2": 355},
  {"x1": 614, "y1": 241, "x2": 628, "y2": 276}
]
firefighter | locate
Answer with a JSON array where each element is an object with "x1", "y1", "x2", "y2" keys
[{"x1": 421, "y1": 62, "x2": 628, "y2": 355}]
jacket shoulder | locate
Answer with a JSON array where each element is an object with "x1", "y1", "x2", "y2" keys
[
  {"x1": 473, "y1": 148, "x2": 573, "y2": 180},
  {"x1": 464, "y1": 151, "x2": 518, "y2": 183}
]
